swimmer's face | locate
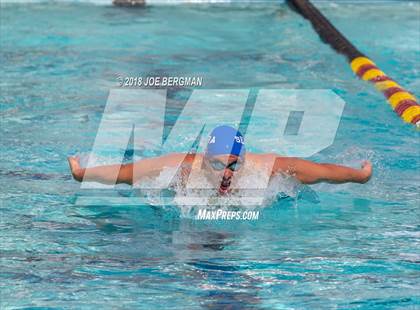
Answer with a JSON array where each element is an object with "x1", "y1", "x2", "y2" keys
[{"x1": 203, "y1": 154, "x2": 243, "y2": 195}]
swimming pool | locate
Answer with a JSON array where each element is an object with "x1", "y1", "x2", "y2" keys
[{"x1": 1, "y1": 1, "x2": 419, "y2": 308}]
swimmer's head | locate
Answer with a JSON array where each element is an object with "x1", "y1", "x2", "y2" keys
[{"x1": 203, "y1": 125, "x2": 246, "y2": 195}]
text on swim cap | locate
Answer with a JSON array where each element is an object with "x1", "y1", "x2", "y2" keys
[{"x1": 208, "y1": 136, "x2": 244, "y2": 144}]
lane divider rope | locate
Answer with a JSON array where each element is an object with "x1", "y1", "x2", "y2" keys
[{"x1": 287, "y1": 0, "x2": 420, "y2": 128}]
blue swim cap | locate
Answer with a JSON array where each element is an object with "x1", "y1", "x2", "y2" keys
[{"x1": 205, "y1": 125, "x2": 245, "y2": 159}]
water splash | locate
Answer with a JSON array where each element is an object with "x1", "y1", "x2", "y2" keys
[{"x1": 137, "y1": 161, "x2": 318, "y2": 218}]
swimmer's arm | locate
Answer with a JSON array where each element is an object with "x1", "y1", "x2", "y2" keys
[
  {"x1": 273, "y1": 157, "x2": 372, "y2": 184},
  {"x1": 68, "y1": 153, "x2": 192, "y2": 185}
]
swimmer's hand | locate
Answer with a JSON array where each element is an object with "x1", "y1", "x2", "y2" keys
[
  {"x1": 68, "y1": 156, "x2": 84, "y2": 182},
  {"x1": 359, "y1": 161, "x2": 373, "y2": 184}
]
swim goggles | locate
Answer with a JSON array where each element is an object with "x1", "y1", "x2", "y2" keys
[{"x1": 208, "y1": 159, "x2": 242, "y2": 171}]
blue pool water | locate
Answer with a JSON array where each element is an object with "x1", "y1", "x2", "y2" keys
[{"x1": 1, "y1": 1, "x2": 419, "y2": 308}]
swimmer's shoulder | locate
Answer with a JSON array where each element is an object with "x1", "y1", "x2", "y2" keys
[
  {"x1": 182, "y1": 153, "x2": 204, "y2": 174},
  {"x1": 150, "y1": 153, "x2": 202, "y2": 170},
  {"x1": 245, "y1": 153, "x2": 291, "y2": 173},
  {"x1": 166, "y1": 152, "x2": 203, "y2": 165},
  {"x1": 185, "y1": 153, "x2": 204, "y2": 163},
  {"x1": 245, "y1": 152, "x2": 278, "y2": 164},
  {"x1": 162, "y1": 152, "x2": 201, "y2": 159}
]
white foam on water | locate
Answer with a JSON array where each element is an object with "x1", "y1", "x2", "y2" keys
[{"x1": 137, "y1": 161, "x2": 306, "y2": 217}]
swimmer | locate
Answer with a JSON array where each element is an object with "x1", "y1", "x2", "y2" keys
[
  {"x1": 68, "y1": 125, "x2": 372, "y2": 195},
  {"x1": 113, "y1": 0, "x2": 145, "y2": 7}
]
